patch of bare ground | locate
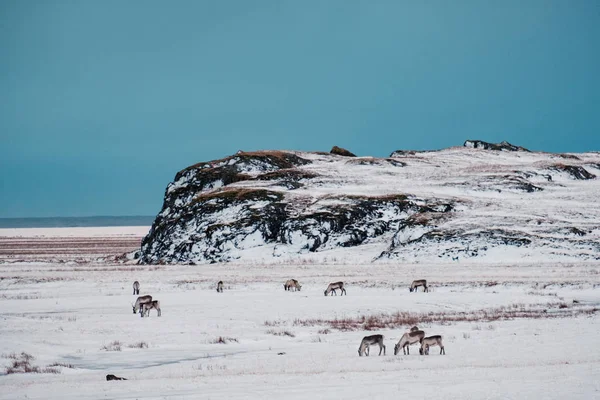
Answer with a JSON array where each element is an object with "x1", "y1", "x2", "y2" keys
[
  {"x1": 101, "y1": 341, "x2": 123, "y2": 351},
  {"x1": 0, "y1": 235, "x2": 144, "y2": 263},
  {"x1": 210, "y1": 336, "x2": 239, "y2": 344},
  {"x1": 44, "y1": 266, "x2": 163, "y2": 272},
  {"x1": 0, "y1": 276, "x2": 73, "y2": 284},
  {"x1": 127, "y1": 341, "x2": 149, "y2": 349},
  {"x1": 266, "y1": 329, "x2": 296, "y2": 337},
  {"x1": 262, "y1": 303, "x2": 599, "y2": 332}
]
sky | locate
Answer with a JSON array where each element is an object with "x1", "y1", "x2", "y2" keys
[{"x1": 1, "y1": 0, "x2": 599, "y2": 218}]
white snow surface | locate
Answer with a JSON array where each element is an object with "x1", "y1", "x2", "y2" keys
[{"x1": 1, "y1": 228, "x2": 599, "y2": 399}]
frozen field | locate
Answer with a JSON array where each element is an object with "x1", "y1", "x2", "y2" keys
[{"x1": 0, "y1": 228, "x2": 599, "y2": 399}]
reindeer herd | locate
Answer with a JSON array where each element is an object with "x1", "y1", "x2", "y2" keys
[
  {"x1": 129, "y1": 278, "x2": 443, "y2": 355},
  {"x1": 131, "y1": 281, "x2": 161, "y2": 318},
  {"x1": 359, "y1": 326, "x2": 445, "y2": 357}
]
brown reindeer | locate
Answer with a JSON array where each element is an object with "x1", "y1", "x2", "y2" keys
[
  {"x1": 216, "y1": 281, "x2": 224, "y2": 293},
  {"x1": 132, "y1": 295, "x2": 152, "y2": 314},
  {"x1": 139, "y1": 300, "x2": 161, "y2": 317},
  {"x1": 410, "y1": 279, "x2": 428, "y2": 292},
  {"x1": 132, "y1": 281, "x2": 140, "y2": 295},
  {"x1": 284, "y1": 279, "x2": 302, "y2": 291},
  {"x1": 358, "y1": 334, "x2": 386, "y2": 356},
  {"x1": 394, "y1": 329, "x2": 426, "y2": 355},
  {"x1": 420, "y1": 335, "x2": 445, "y2": 355},
  {"x1": 324, "y1": 281, "x2": 346, "y2": 296}
]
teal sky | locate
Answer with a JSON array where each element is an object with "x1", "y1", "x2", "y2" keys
[{"x1": 1, "y1": 1, "x2": 599, "y2": 218}]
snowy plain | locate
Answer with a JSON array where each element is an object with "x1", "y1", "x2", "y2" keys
[{"x1": 1, "y1": 227, "x2": 599, "y2": 399}]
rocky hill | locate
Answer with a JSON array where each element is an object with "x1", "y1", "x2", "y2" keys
[{"x1": 138, "y1": 143, "x2": 600, "y2": 264}]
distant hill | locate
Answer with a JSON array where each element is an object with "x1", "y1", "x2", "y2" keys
[{"x1": 138, "y1": 142, "x2": 600, "y2": 264}]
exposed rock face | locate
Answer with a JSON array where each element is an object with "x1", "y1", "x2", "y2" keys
[
  {"x1": 139, "y1": 145, "x2": 600, "y2": 264},
  {"x1": 106, "y1": 374, "x2": 127, "y2": 381},
  {"x1": 140, "y1": 183, "x2": 454, "y2": 263},
  {"x1": 464, "y1": 140, "x2": 530, "y2": 152},
  {"x1": 389, "y1": 150, "x2": 423, "y2": 157},
  {"x1": 330, "y1": 146, "x2": 356, "y2": 157},
  {"x1": 548, "y1": 164, "x2": 595, "y2": 180}
]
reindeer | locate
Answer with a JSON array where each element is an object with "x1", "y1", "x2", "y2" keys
[
  {"x1": 394, "y1": 329, "x2": 426, "y2": 355},
  {"x1": 420, "y1": 335, "x2": 445, "y2": 355},
  {"x1": 284, "y1": 279, "x2": 302, "y2": 291},
  {"x1": 140, "y1": 300, "x2": 161, "y2": 317},
  {"x1": 132, "y1": 295, "x2": 152, "y2": 314},
  {"x1": 216, "y1": 281, "x2": 224, "y2": 293},
  {"x1": 409, "y1": 279, "x2": 428, "y2": 292},
  {"x1": 358, "y1": 334, "x2": 386, "y2": 356},
  {"x1": 132, "y1": 281, "x2": 140, "y2": 295},
  {"x1": 324, "y1": 281, "x2": 346, "y2": 296}
]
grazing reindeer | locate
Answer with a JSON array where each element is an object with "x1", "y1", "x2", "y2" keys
[
  {"x1": 324, "y1": 281, "x2": 346, "y2": 296},
  {"x1": 140, "y1": 300, "x2": 161, "y2": 317},
  {"x1": 132, "y1": 295, "x2": 152, "y2": 314},
  {"x1": 420, "y1": 335, "x2": 445, "y2": 355},
  {"x1": 284, "y1": 279, "x2": 302, "y2": 292},
  {"x1": 216, "y1": 281, "x2": 224, "y2": 293},
  {"x1": 358, "y1": 334, "x2": 386, "y2": 356},
  {"x1": 394, "y1": 329, "x2": 426, "y2": 355},
  {"x1": 409, "y1": 279, "x2": 428, "y2": 292},
  {"x1": 132, "y1": 281, "x2": 140, "y2": 295}
]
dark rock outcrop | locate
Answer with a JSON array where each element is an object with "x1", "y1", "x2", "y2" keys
[
  {"x1": 152, "y1": 151, "x2": 311, "y2": 229},
  {"x1": 347, "y1": 158, "x2": 406, "y2": 167},
  {"x1": 106, "y1": 374, "x2": 127, "y2": 381},
  {"x1": 464, "y1": 140, "x2": 530, "y2": 152},
  {"x1": 330, "y1": 146, "x2": 356, "y2": 157},
  {"x1": 139, "y1": 184, "x2": 455, "y2": 263},
  {"x1": 381, "y1": 228, "x2": 532, "y2": 261},
  {"x1": 548, "y1": 164, "x2": 595, "y2": 180}
]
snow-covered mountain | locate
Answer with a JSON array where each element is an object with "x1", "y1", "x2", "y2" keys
[{"x1": 138, "y1": 141, "x2": 600, "y2": 264}]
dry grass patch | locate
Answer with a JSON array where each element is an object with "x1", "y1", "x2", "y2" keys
[
  {"x1": 47, "y1": 362, "x2": 75, "y2": 369},
  {"x1": 194, "y1": 188, "x2": 283, "y2": 203},
  {"x1": 127, "y1": 341, "x2": 149, "y2": 349},
  {"x1": 266, "y1": 329, "x2": 296, "y2": 338},
  {"x1": 289, "y1": 304, "x2": 598, "y2": 332},
  {"x1": 210, "y1": 336, "x2": 239, "y2": 344},
  {"x1": 3, "y1": 352, "x2": 61, "y2": 375},
  {"x1": 101, "y1": 341, "x2": 122, "y2": 351}
]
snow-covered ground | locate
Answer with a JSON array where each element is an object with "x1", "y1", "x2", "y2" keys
[{"x1": 1, "y1": 228, "x2": 599, "y2": 399}]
